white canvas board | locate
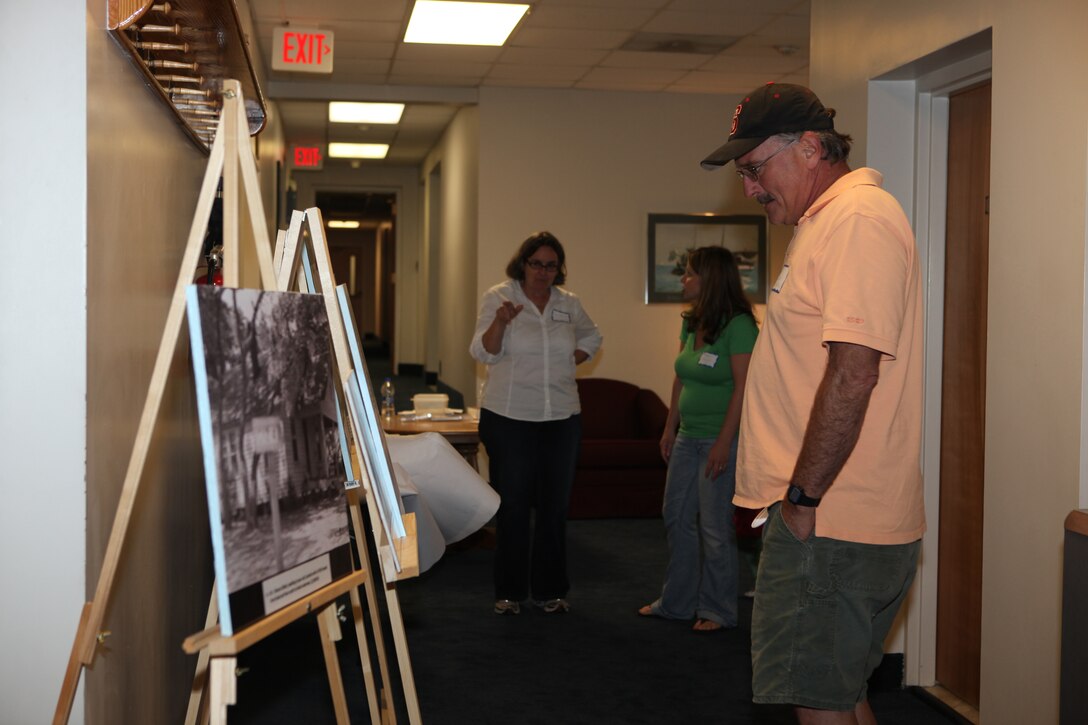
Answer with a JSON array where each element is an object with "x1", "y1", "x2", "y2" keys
[{"x1": 336, "y1": 285, "x2": 406, "y2": 521}]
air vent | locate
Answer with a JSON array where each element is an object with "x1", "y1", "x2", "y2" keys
[{"x1": 619, "y1": 32, "x2": 739, "y2": 55}]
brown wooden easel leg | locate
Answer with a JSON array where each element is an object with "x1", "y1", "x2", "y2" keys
[
  {"x1": 383, "y1": 586, "x2": 422, "y2": 725},
  {"x1": 53, "y1": 603, "x2": 92, "y2": 725},
  {"x1": 349, "y1": 585, "x2": 383, "y2": 724},
  {"x1": 317, "y1": 604, "x2": 352, "y2": 725},
  {"x1": 348, "y1": 491, "x2": 396, "y2": 722},
  {"x1": 185, "y1": 585, "x2": 219, "y2": 725}
]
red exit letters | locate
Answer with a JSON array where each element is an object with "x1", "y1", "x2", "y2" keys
[
  {"x1": 283, "y1": 32, "x2": 329, "y2": 66},
  {"x1": 272, "y1": 27, "x2": 334, "y2": 74},
  {"x1": 290, "y1": 146, "x2": 323, "y2": 170}
]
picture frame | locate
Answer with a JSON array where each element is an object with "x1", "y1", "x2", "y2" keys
[{"x1": 646, "y1": 213, "x2": 767, "y2": 304}]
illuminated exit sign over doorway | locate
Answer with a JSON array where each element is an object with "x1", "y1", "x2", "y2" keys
[
  {"x1": 289, "y1": 146, "x2": 324, "y2": 170},
  {"x1": 272, "y1": 27, "x2": 334, "y2": 73}
]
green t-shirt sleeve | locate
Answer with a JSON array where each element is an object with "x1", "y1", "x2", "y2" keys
[{"x1": 723, "y1": 313, "x2": 758, "y2": 356}]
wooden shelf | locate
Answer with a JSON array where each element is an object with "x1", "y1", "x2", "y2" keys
[{"x1": 108, "y1": 0, "x2": 266, "y2": 152}]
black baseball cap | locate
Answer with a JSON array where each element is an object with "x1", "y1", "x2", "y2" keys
[{"x1": 701, "y1": 82, "x2": 836, "y2": 170}]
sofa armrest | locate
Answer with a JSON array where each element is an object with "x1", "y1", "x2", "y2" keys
[{"x1": 634, "y1": 388, "x2": 668, "y2": 439}]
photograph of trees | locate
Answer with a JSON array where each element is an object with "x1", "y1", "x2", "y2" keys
[{"x1": 189, "y1": 286, "x2": 350, "y2": 600}]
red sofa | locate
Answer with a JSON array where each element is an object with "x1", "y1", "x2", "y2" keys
[{"x1": 568, "y1": 378, "x2": 668, "y2": 518}]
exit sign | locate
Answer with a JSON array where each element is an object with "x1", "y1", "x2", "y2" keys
[
  {"x1": 272, "y1": 27, "x2": 334, "y2": 74},
  {"x1": 289, "y1": 145, "x2": 324, "y2": 170}
]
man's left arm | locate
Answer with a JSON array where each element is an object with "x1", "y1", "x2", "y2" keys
[{"x1": 781, "y1": 341, "x2": 881, "y2": 540}]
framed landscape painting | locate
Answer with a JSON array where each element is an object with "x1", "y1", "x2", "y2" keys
[{"x1": 646, "y1": 213, "x2": 767, "y2": 304}]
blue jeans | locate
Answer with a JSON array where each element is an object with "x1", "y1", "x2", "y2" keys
[
  {"x1": 479, "y1": 409, "x2": 581, "y2": 602},
  {"x1": 648, "y1": 433, "x2": 739, "y2": 626}
]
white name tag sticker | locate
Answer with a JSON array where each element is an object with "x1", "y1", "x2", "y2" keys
[
  {"x1": 552, "y1": 309, "x2": 571, "y2": 323},
  {"x1": 752, "y1": 507, "x2": 769, "y2": 528},
  {"x1": 772, "y1": 264, "x2": 790, "y2": 294},
  {"x1": 698, "y1": 351, "x2": 719, "y2": 367}
]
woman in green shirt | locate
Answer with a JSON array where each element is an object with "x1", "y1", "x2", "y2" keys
[{"x1": 639, "y1": 246, "x2": 758, "y2": 632}]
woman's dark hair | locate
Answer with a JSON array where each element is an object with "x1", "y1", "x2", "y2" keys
[
  {"x1": 682, "y1": 246, "x2": 754, "y2": 343},
  {"x1": 505, "y1": 231, "x2": 567, "y2": 285}
]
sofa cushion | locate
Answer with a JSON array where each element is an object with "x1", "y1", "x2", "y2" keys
[{"x1": 578, "y1": 439, "x2": 665, "y2": 469}]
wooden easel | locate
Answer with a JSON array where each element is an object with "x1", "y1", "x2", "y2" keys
[
  {"x1": 269, "y1": 206, "x2": 425, "y2": 722},
  {"x1": 53, "y1": 80, "x2": 418, "y2": 725}
]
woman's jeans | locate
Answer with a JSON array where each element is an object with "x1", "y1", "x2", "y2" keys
[
  {"x1": 479, "y1": 409, "x2": 582, "y2": 602},
  {"x1": 650, "y1": 433, "x2": 739, "y2": 626}
]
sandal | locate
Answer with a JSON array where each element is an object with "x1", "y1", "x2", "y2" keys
[
  {"x1": 692, "y1": 618, "x2": 724, "y2": 633},
  {"x1": 535, "y1": 598, "x2": 570, "y2": 614},
  {"x1": 493, "y1": 599, "x2": 521, "y2": 615}
]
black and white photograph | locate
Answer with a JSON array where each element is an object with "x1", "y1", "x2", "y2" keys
[{"x1": 186, "y1": 285, "x2": 353, "y2": 634}]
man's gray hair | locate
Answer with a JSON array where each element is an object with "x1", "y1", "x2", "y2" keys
[{"x1": 776, "y1": 129, "x2": 853, "y2": 164}]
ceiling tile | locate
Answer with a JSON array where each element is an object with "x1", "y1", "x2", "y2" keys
[
  {"x1": 512, "y1": 27, "x2": 633, "y2": 50},
  {"x1": 525, "y1": 5, "x2": 658, "y2": 30},
  {"x1": 643, "y1": 11, "x2": 775, "y2": 36},
  {"x1": 601, "y1": 49, "x2": 712, "y2": 70},
  {"x1": 390, "y1": 59, "x2": 491, "y2": 77},
  {"x1": 535, "y1": 0, "x2": 668, "y2": 8},
  {"x1": 701, "y1": 53, "x2": 809, "y2": 74},
  {"x1": 668, "y1": 0, "x2": 799, "y2": 12},
  {"x1": 395, "y1": 44, "x2": 505, "y2": 63},
  {"x1": 486, "y1": 64, "x2": 589, "y2": 83},
  {"x1": 329, "y1": 40, "x2": 398, "y2": 60},
  {"x1": 579, "y1": 66, "x2": 688, "y2": 85},
  {"x1": 496, "y1": 46, "x2": 610, "y2": 66}
]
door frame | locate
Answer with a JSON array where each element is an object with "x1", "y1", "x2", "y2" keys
[{"x1": 867, "y1": 42, "x2": 992, "y2": 687}]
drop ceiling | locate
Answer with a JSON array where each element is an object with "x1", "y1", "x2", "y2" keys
[{"x1": 247, "y1": 0, "x2": 811, "y2": 166}]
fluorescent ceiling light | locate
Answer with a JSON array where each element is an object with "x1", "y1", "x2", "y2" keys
[
  {"x1": 328, "y1": 143, "x2": 389, "y2": 159},
  {"x1": 327, "y1": 220, "x2": 361, "y2": 229},
  {"x1": 329, "y1": 102, "x2": 404, "y2": 124},
  {"x1": 404, "y1": 1, "x2": 529, "y2": 46}
]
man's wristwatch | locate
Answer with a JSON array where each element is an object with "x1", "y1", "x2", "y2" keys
[{"x1": 787, "y1": 484, "x2": 821, "y2": 507}]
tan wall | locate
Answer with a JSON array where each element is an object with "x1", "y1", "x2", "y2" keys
[
  {"x1": 476, "y1": 86, "x2": 783, "y2": 406},
  {"x1": 433, "y1": 106, "x2": 480, "y2": 405},
  {"x1": 812, "y1": 1, "x2": 1088, "y2": 721}
]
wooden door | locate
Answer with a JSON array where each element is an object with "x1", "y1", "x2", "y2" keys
[{"x1": 936, "y1": 80, "x2": 991, "y2": 707}]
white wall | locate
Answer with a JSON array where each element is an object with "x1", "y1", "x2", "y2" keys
[
  {"x1": 812, "y1": 1, "x2": 1088, "y2": 721},
  {"x1": 477, "y1": 86, "x2": 780, "y2": 405},
  {"x1": 0, "y1": 3, "x2": 87, "y2": 723}
]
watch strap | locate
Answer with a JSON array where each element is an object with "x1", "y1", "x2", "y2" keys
[{"x1": 787, "y1": 484, "x2": 821, "y2": 507}]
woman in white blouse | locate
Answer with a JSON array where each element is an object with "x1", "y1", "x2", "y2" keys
[{"x1": 470, "y1": 231, "x2": 602, "y2": 616}]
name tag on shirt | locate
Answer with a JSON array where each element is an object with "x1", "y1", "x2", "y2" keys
[
  {"x1": 772, "y1": 264, "x2": 790, "y2": 294},
  {"x1": 552, "y1": 309, "x2": 571, "y2": 323},
  {"x1": 698, "y1": 351, "x2": 719, "y2": 367}
]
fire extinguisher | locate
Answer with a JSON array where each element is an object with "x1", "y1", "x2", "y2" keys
[
  {"x1": 198, "y1": 188, "x2": 224, "y2": 285},
  {"x1": 199, "y1": 244, "x2": 224, "y2": 286}
]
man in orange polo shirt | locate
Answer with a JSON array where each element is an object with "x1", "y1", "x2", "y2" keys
[{"x1": 702, "y1": 83, "x2": 925, "y2": 724}]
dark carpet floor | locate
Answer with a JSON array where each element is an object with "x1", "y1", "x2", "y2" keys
[{"x1": 232, "y1": 518, "x2": 966, "y2": 724}]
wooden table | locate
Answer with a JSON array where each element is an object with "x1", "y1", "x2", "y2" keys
[{"x1": 381, "y1": 415, "x2": 481, "y2": 471}]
